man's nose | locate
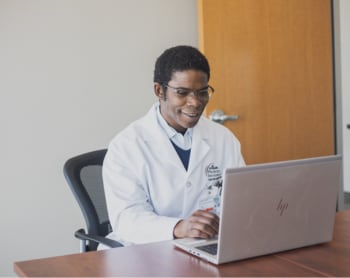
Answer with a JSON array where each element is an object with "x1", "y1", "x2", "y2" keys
[{"x1": 186, "y1": 92, "x2": 202, "y2": 105}]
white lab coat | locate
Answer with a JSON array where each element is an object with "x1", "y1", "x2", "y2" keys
[{"x1": 102, "y1": 103, "x2": 245, "y2": 246}]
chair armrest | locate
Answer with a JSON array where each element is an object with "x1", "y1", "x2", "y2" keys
[{"x1": 75, "y1": 229, "x2": 123, "y2": 248}]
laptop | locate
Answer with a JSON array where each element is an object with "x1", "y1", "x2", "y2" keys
[{"x1": 173, "y1": 155, "x2": 342, "y2": 264}]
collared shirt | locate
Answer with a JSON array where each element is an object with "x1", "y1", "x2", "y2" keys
[{"x1": 155, "y1": 103, "x2": 193, "y2": 150}]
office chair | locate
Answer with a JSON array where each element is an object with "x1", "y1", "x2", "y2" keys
[{"x1": 63, "y1": 149, "x2": 123, "y2": 252}]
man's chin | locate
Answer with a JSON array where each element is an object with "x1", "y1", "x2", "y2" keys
[{"x1": 182, "y1": 118, "x2": 200, "y2": 129}]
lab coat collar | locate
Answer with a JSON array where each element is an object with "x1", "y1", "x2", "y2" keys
[{"x1": 187, "y1": 115, "x2": 210, "y2": 175}]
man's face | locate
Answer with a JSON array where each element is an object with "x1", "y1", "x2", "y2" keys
[{"x1": 155, "y1": 70, "x2": 209, "y2": 133}]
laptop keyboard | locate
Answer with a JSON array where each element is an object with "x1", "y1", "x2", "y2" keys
[{"x1": 196, "y1": 243, "x2": 218, "y2": 255}]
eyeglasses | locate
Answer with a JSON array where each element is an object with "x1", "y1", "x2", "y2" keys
[{"x1": 164, "y1": 84, "x2": 215, "y2": 101}]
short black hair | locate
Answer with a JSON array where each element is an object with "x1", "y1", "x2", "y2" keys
[{"x1": 153, "y1": 45, "x2": 210, "y2": 85}]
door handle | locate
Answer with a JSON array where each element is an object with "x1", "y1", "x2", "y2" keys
[
  {"x1": 209, "y1": 109, "x2": 239, "y2": 124},
  {"x1": 347, "y1": 124, "x2": 350, "y2": 129}
]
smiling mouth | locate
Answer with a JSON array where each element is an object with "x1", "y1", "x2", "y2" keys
[{"x1": 182, "y1": 111, "x2": 200, "y2": 118}]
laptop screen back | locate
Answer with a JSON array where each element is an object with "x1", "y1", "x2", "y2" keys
[{"x1": 217, "y1": 155, "x2": 341, "y2": 263}]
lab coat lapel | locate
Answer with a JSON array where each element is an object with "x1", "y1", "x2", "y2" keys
[
  {"x1": 142, "y1": 104, "x2": 186, "y2": 172},
  {"x1": 187, "y1": 118, "x2": 210, "y2": 175}
]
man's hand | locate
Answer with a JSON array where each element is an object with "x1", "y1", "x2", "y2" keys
[{"x1": 173, "y1": 210, "x2": 219, "y2": 239}]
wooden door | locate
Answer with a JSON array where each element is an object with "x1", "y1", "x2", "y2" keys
[{"x1": 198, "y1": 0, "x2": 335, "y2": 164}]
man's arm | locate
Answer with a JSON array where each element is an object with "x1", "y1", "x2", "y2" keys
[{"x1": 103, "y1": 144, "x2": 181, "y2": 245}]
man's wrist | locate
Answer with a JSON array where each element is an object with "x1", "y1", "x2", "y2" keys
[{"x1": 173, "y1": 219, "x2": 183, "y2": 239}]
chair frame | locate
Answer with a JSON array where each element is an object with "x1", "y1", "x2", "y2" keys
[{"x1": 64, "y1": 149, "x2": 123, "y2": 251}]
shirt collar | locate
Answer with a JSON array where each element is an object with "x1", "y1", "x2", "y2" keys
[{"x1": 156, "y1": 102, "x2": 193, "y2": 150}]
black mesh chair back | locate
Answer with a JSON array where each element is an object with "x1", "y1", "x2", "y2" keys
[{"x1": 64, "y1": 149, "x2": 123, "y2": 251}]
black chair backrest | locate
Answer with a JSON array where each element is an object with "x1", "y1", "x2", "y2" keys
[{"x1": 64, "y1": 149, "x2": 111, "y2": 250}]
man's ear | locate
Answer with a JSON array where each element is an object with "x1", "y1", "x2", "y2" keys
[{"x1": 154, "y1": 83, "x2": 164, "y2": 100}]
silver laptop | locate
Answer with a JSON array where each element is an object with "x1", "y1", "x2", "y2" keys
[{"x1": 173, "y1": 155, "x2": 342, "y2": 264}]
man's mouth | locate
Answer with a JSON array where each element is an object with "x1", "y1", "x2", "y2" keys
[{"x1": 182, "y1": 111, "x2": 200, "y2": 118}]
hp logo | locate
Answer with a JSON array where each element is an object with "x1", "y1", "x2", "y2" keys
[{"x1": 277, "y1": 198, "x2": 288, "y2": 216}]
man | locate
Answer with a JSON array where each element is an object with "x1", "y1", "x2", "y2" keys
[{"x1": 102, "y1": 45, "x2": 245, "y2": 246}]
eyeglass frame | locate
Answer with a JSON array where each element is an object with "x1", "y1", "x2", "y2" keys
[{"x1": 163, "y1": 84, "x2": 215, "y2": 101}]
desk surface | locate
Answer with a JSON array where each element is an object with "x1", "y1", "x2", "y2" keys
[{"x1": 14, "y1": 210, "x2": 350, "y2": 277}]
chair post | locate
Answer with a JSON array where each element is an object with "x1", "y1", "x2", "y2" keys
[{"x1": 80, "y1": 239, "x2": 87, "y2": 253}]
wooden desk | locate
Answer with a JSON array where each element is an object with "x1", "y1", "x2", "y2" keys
[
  {"x1": 276, "y1": 209, "x2": 350, "y2": 276},
  {"x1": 14, "y1": 210, "x2": 350, "y2": 277}
]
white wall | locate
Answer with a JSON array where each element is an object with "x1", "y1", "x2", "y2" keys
[
  {"x1": 338, "y1": 0, "x2": 350, "y2": 192},
  {"x1": 0, "y1": 0, "x2": 198, "y2": 275}
]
